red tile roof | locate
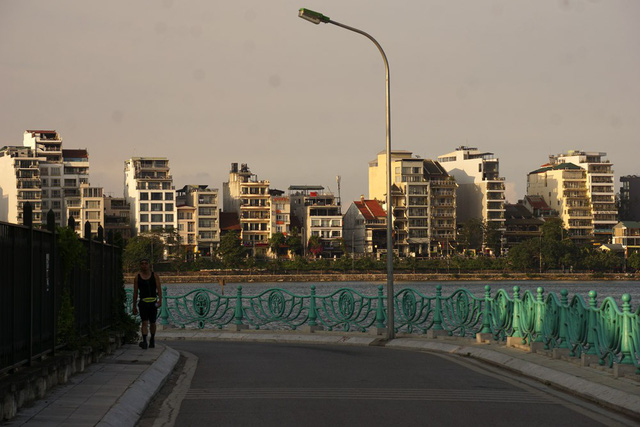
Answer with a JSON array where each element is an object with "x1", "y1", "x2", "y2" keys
[{"x1": 355, "y1": 199, "x2": 386, "y2": 220}]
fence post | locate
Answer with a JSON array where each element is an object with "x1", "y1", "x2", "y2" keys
[
  {"x1": 84, "y1": 221, "x2": 93, "y2": 330},
  {"x1": 25, "y1": 202, "x2": 34, "y2": 366},
  {"x1": 480, "y1": 285, "x2": 492, "y2": 334},
  {"x1": 585, "y1": 291, "x2": 598, "y2": 355},
  {"x1": 233, "y1": 286, "x2": 247, "y2": 330},
  {"x1": 432, "y1": 285, "x2": 444, "y2": 331},
  {"x1": 619, "y1": 294, "x2": 634, "y2": 365},
  {"x1": 308, "y1": 285, "x2": 318, "y2": 327},
  {"x1": 511, "y1": 286, "x2": 522, "y2": 339},
  {"x1": 160, "y1": 286, "x2": 169, "y2": 326},
  {"x1": 556, "y1": 289, "x2": 569, "y2": 349},
  {"x1": 533, "y1": 287, "x2": 545, "y2": 343},
  {"x1": 376, "y1": 285, "x2": 385, "y2": 332},
  {"x1": 47, "y1": 210, "x2": 56, "y2": 356}
]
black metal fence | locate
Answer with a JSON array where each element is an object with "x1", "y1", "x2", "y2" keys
[{"x1": 0, "y1": 204, "x2": 122, "y2": 373}]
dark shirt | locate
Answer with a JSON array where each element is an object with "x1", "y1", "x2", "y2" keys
[{"x1": 137, "y1": 273, "x2": 157, "y2": 301}]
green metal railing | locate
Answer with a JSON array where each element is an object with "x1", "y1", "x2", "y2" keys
[{"x1": 125, "y1": 285, "x2": 640, "y2": 371}]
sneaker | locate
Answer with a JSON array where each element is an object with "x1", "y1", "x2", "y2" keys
[
  {"x1": 139, "y1": 341, "x2": 148, "y2": 349},
  {"x1": 149, "y1": 338, "x2": 155, "y2": 348}
]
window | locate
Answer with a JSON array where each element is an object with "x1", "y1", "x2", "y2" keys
[
  {"x1": 165, "y1": 225, "x2": 174, "y2": 231},
  {"x1": 151, "y1": 225, "x2": 163, "y2": 231},
  {"x1": 165, "y1": 192, "x2": 173, "y2": 201},
  {"x1": 151, "y1": 214, "x2": 163, "y2": 222},
  {"x1": 51, "y1": 179, "x2": 60, "y2": 187},
  {"x1": 140, "y1": 203, "x2": 149, "y2": 212},
  {"x1": 165, "y1": 203, "x2": 173, "y2": 211},
  {"x1": 85, "y1": 212, "x2": 100, "y2": 220},
  {"x1": 52, "y1": 201, "x2": 61, "y2": 209},
  {"x1": 85, "y1": 201, "x2": 100, "y2": 209},
  {"x1": 140, "y1": 225, "x2": 149, "y2": 232},
  {"x1": 151, "y1": 192, "x2": 163, "y2": 200},
  {"x1": 140, "y1": 214, "x2": 149, "y2": 222},
  {"x1": 165, "y1": 214, "x2": 174, "y2": 222},
  {"x1": 178, "y1": 224, "x2": 184, "y2": 231},
  {"x1": 41, "y1": 179, "x2": 49, "y2": 187},
  {"x1": 151, "y1": 203, "x2": 163, "y2": 212},
  {"x1": 40, "y1": 167, "x2": 48, "y2": 176},
  {"x1": 140, "y1": 192, "x2": 149, "y2": 200}
]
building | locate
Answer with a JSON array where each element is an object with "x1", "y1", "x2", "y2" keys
[
  {"x1": 620, "y1": 175, "x2": 640, "y2": 221},
  {"x1": 527, "y1": 162, "x2": 593, "y2": 242},
  {"x1": 177, "y1": 185, "x2": 220, "y2": 257},
  {"x1": 270, "y1": 190, "x2": 291, "y2": 236},
  {"x1": 612, "y1": 221, "x2": 640, "y2": 257},
  {"x1": 548, "y1": 151, "x2": 617, "y2": 243},
  {"x1": 289, "y1": 185, "x2": 343, "y2": 258},
  {"x1": 522, "y1": 195, "x2": 557, "y2": 219},
  {"x1": 124, "y1": 157, "x2": 177, "y2": 236},
  {"x1": 65, "y1": 184, "x2": 104, "y2": 237},
  {"x1": 437, "y1": 146, "x2": 506, "y2": 229},
  {"x1": 103, "y1": 196, "x2": 132, "y2": 241},
  {"x1": 369, "y1": 150, "x2": 457, "y2": 257},
  {"x1": 176, "y1": 202, "x2": 197, "y2": 259},
  {"x1": 223, "y1": 163, "x2": 271, "y2": 256},
  {"x1": 343, "y1": 198, "x2": 387, "y2": 256},
  {"x1": 503, "y1": 202, "x2": 544, "y2": 250},
  {"x1": 0, "y1": 146, "x2": 43, "y2": 225}
]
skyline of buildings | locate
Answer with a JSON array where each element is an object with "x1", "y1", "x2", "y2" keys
[{"x1": 2, "y1": 129, "x2": 640, "y2": 257}]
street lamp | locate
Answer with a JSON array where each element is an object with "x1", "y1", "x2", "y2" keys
[{"x1": 298, "y1": 8, "x2": 395, "y2": 340}]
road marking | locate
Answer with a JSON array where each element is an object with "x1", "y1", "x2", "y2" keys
[{"x1": 185, "y1": 388, "x2": 557, "y2": 403}]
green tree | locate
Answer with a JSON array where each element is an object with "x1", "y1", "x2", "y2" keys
[
  {"x1": 218, "y1": 231, "x2": 247, "y2": 268},
  {"x1": 458, "y1": 218, "x2": 484, "y2": 252},
  {"x1": 287, "y1": 227, "x2": 303, "y2": 256},
  {"x1": 307, "y1": 235, "x2": 323, "y2": 258},
  {"x1": 629, "y1": 252, "x2": 640, "y2": 271},
  {"x1": 484, "y1": 221, "x2": 503, "y2": 255},
  {"x1": 268, "y1": 232, "x2": 287, "y2": 257},
  {"x1": 507, "y1": 238, "x2": 540, "y2": 271},
  {"x1": 123, "y1": 233, "x2": 164, "y2": 272}
]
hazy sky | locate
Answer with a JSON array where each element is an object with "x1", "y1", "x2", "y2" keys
[{"x1": 1, "y1": 1, "x2": 638, "y2": 205}]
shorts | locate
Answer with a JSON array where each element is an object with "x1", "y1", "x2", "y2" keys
[{"x1": 138, "y1": 301, "x2": 158, "y2": 323}]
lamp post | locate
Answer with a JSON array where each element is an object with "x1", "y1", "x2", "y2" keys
[{"x1": 298, "y1": 8, "x2": 394, "y2": 339}]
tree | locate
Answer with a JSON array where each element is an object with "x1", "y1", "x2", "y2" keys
[
  {"x1": 307, "y1": 235, "x2": 323, "y2": 258},
  {"x1": 484, "y1": 221, "x2": 503, "y2": 255},
  {"x1": 218, "y1": 231, "x2": 247, "y2": 268},
  {"x1": 507, "y1": 238, "x2": 540, "y2": 271},
  {"x1": 287, "y1": 227, "x2": 303, "y2": 257},
  {"x1": 123, "y1": 233, "x2": 164, "y2": 272},
  {"x1": 458, "y1": 218, "x2": 484, "y2": 252},
  {"x1": 268, "y1": 232, "x2": 287, "y2": 257}
]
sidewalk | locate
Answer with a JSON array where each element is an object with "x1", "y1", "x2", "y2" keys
[{"x1": 4, "y1": 329, "x2": 640, "y2": 425}]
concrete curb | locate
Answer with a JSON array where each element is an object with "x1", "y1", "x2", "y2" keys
[
  {"x1": 97, "y1": 345, "x2": 180, "y2": 427},
  {"x1": 387, "y1": 339, "x2": 640, "y2": 420}
]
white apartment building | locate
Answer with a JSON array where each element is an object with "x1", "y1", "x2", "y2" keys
[
  {"x1": 178, "y1": 185, "x2": 220, "y2": 257},
  {"x1": 270, "y1": 191, "x2": 291, "y2": 236},
  {"x1": 0, "y1": 146, "x2": 43, "y2": 225},
  {"x1": 548, "y1": 150, "x2": 617, "y2": 243},
  {"x1": 104, "y1": 196, "x2": 132, "y2": 240},
  {"x1": 343, "y1": 198, "x2": 387, "y2": 256},
  {"x1": 223, "y1": 163, "x2": 271, "y2": 256},
  {"x1": 176, "y1": 203, "x2": 197, "y2": 258},
  {"x1": 369, "y1": 150, "x2": 457, "y2": 257},
  {"x1": 289, "y1": 185, "x2": 343, "y2": 258},
  {"x1": 437, "y1": 146, "x2": 506, "y2": 229},
  {"x1": 527, "y1": 162, "x2": 593, "y2": 242},
  {"x1": 65, "y1": 184, "x2": 104, "y2": 237},
  {"x1": 124, "y1": 157, "x2": 177, "y2": 236}
]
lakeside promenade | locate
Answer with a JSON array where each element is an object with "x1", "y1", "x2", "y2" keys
[
  {"x1": 6, "y1": 328, "x2": 640, "y2": 425},
  {"x1": 124, "y1": 271, "x2": 639, "y2": 284}
]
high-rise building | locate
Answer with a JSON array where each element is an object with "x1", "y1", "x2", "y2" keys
[
  {"x1": 65, "y1": 184, "x2": 104, "y2": 236},
  {"x1": 270, "y1": 190, "x2": 291, "y2": 236},
  {"x1": 177, "y1": 185, "x2": 220, "y2": 256},
  {"x1": 620, "y1": 175, "x2": 640, "y2": 221},
  {"x1": 223, "y1": 163, "x2": 271, "y2": 256},
  {"x1": 289, "y1": 185, "x2": 342, "y2": 258},
  {"x1": 437, "y1": 146, "x2": 506, "y2": 229},
  {"x1": 104, "y1": 196, "x2": 132, "y2": 241},
  {"x1": 369, "y1": 150, "x2": 457, "y2": 257},
  {"x1": 24, "y1": 130, "x2": 64, "y2": 224},
  {"x1": 0, "y1": 146, "x2": 43, "y2": 225},
  {"x1": 527, "y1": 162, "x2": 593, "y2": 242},
  {"x1": 548, "y1": 150, "x2": 617, "y2": 243},
  {"x1": 124, "y1": 157, "x2": 176, "y2": 236}
]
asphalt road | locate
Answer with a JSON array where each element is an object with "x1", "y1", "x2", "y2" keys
[{"x1": 145, "y1": 341, "x2": 625, "y2": 427}]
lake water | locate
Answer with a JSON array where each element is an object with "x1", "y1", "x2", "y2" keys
[{"x1": 143, "y1": 280, "x2": 640, "y2": 308}]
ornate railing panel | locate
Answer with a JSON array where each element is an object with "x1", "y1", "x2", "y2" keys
[{"x1": 124, "y1": 284, "x2": 640, "y2": 370}]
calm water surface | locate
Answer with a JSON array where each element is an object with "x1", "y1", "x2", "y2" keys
[{"x1": 149, "y1": 280, "x2": 640, "y2": 308}]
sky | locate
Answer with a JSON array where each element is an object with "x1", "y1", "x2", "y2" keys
[{"x1": 1, "y1": 0, "x2": 639, "y2": 206}]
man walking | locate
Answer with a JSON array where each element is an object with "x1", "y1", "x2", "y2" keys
[{"x1": 132, "y1": 258, "x2": 162, "y2": 349}]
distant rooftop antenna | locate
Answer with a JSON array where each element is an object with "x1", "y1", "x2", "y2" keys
[{"x1": 336, "y1": 175, "x2": 341, "y2": 206}]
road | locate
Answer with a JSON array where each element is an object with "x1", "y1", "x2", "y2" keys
[{"x1": 140, "y1": 341, "x2": 630, "y2": 427}]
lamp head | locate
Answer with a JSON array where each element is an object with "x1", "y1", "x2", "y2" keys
[{"x1": 298, "y1": 8, "x2": 330, "y2": 24}]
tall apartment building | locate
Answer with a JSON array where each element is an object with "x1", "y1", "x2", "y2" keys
[
  {"x1": 289, "y1": 185, "x2": 342, "y2": 258},
  {"x1": 527, "y1": 163, "x2": 593, "y2": 242},
  {"x1": 124, "y1": 157, "x2": 176, "y2": 236},
  {"x1": 176, "y1": 201, "x2": 197, "y2": 258},
  {"x1": 620, "y1": 175, "x2": 640, "y2": 221},
  {"x1": 0, "y1": 146, "x2": 43, "y2": 225},
  {"x1": 437, "y1": 146, "x2": 506, "y2": 229},
  {"x1": 223, "y1": 163, "x2": 271, "y2": 256},
  {"x1": 369, "y1": 150, "x2": 457, "y2": 257},
  {"x1": 177, "y1": 185, "x2": 220, "y2": 256},
  {"x1": 23, "y1": 130, "x2": 64, "y2": 224},
  {"x1": 343, "y1": 198, "x2": 387, "y2": 256},
  {"x1": 104, "y1": 196, "x2": 132, "y2": 240},
  {"x1": 270, "y1": 190, "x2": 291, "y2": 236},
  {"x1": 548, "y1": 151, "x2": 617, "y2": 243},
  {"x1": 65, "y1": 184, "x2": 104, "y2": 236}
]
